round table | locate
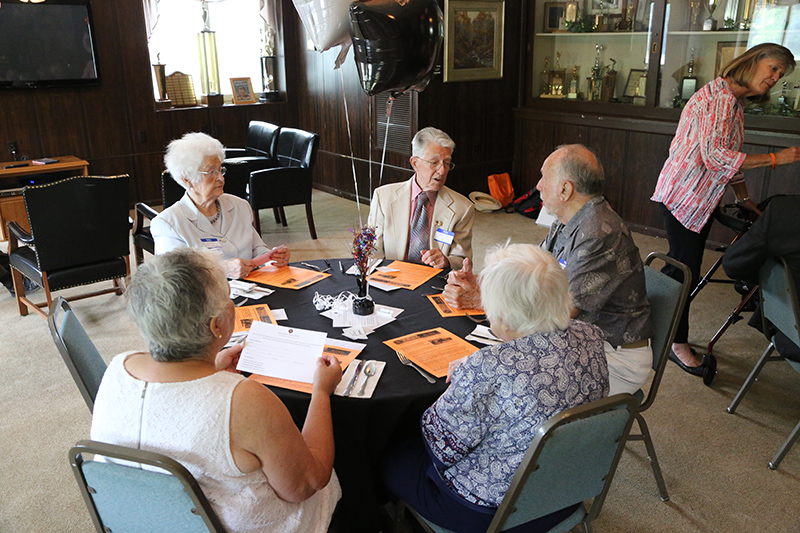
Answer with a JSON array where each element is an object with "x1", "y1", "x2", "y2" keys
[{"x1": 242, "y1": 259, "x2": 481, "y2": 532}]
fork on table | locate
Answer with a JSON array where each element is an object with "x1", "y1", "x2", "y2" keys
[{"x1": 395, "y1": 350, "x2": 436, "y2": 383}]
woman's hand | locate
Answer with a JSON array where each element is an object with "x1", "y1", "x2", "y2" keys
[
  {"x1": 312, "y1": 354, "x2": 342, "y2": 396},
  {"x1": 776, "y1": 146, "x2": 800, "y2": 167},
  {"x1": 215, "y1": 343, "x2": 244, "y2": 372},
  {"x1": 225, "y1": 257, "x2": 256, "y2": 279},
  {"x1": 270, "y1": 246, "x2": 290, "y2": 267}
]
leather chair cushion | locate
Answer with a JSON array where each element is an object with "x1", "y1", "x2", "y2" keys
[{"x1": 10, "y1": 246, "x2": 127, "y2": 292}]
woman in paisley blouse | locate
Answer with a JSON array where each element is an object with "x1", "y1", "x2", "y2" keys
[{"x1": 382, "y1": 243, "x2": 608, "y2": 533}]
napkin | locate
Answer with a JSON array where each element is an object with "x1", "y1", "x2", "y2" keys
[{"x1": 334, "y1": 360, "x2": 385, "y2": 398}]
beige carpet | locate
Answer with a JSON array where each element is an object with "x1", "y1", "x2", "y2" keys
[{"x1": 1, "y1": 189, "x2": 799, "y2": 532}]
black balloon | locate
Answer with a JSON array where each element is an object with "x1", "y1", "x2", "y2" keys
[{"x1": 349, "y1": 0, "x2": 443, "y2": 97}]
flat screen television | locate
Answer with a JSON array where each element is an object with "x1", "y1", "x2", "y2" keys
[{"x1": 0, "y1": 0, "x2": 100, "y2": 89}]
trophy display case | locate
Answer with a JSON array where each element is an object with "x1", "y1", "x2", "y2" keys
[{"x1": 526, "y1": 0, "x2": 800, "y2": 119}]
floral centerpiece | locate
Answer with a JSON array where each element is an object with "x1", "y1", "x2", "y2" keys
[{"x1": 351, "y1": 225, "x2": 377, "y2": 315}]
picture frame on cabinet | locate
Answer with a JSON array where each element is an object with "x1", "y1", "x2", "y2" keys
[
  {"x1": 588, "y1": 0, "x2": 625, "y2": 15},
  {"x1": 624, "y1": 69, "x2": 647, "y2": 97},
  {"x1": 444, "y1": 0, "x2": 505, "y2": 82},
  {"x1": 544, "y1": 2, "x2": 567, "y2": 32},
  {"x1": 715, "y1": 42, "x2": 747, "y2": 77},
  {"x1": 230, "y1": 78, "x2": 256, "y2": 104}
]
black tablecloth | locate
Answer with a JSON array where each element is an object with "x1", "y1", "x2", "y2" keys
[{"x1": 243, "y1": 259, "x2": 480, "y2": 532}]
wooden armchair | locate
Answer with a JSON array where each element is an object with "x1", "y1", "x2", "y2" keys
[{"x1": 8, "y1": 175, "x2": 131, "y2": 318}]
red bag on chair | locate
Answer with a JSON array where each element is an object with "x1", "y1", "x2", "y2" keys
[{"x1": 488, "y1": 173, "x2": 515, "y2": 207}]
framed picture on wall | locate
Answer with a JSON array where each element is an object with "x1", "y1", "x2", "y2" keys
[
  {"x1": 588, "y1": 0, "x2": 625, "y2": 15},
  {"x1": 715, "y1": 42, "x2": 747, "y2": 77},
  {"x1": 543, "y1": 2, "x2": 567, "y2": 32},
  {"x1": 230, "y1": 77, "x2": 256, "y2": 104},
  {"x1": 444, "y1": 0, "x2": 505, "y2": 82}
]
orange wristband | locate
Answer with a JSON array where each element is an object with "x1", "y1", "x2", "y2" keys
[{"x1": 770, "y1": 153, "x2": 777, "y2": 169}]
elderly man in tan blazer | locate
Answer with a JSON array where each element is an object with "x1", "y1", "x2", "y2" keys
[{"x1": 367, "y1": 127, "x2": 474, "y2": 270}]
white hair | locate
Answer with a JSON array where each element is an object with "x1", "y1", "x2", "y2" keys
[
  {"x1": 164, "y1": 132, "x2": 225, "y2": 189},
  {"x1": 411, "y1": 127, "x2": 455, "y2": 158},
  {"x1": 127, "y1": 249, "x2": 231, "y2": 363},
  {"x1": 479, "y1": 243, "x2": 572, "y2": 336}
]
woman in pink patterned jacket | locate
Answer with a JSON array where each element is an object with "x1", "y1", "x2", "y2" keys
[{"x1": 652, "y1": 43, "x2": 799, "y2": 377}]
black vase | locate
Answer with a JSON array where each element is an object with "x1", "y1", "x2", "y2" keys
[{"x1": 353, "y1": 275, "x2": 375, "y2": 315}]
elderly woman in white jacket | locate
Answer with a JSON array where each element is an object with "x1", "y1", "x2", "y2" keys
[{"x1": 151, "y1": 132, "x2": 289, "y2": 279}]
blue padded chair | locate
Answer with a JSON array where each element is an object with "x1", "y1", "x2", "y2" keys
[
  {"x1": 70, "y1": 440, "x2": 224, "y2": 532},
  {"x1": 727, "y1": 257, "x2": 800, "y2": 469},
  {"x1": 625, "y1": 252, "x2": 691, "y2": 502},
  {"x1": 400, "y1": 394, "x2": 639, "y2": 533},
  {"x1": 47, "y1": 297, "x2": 106, "y2": 413}
]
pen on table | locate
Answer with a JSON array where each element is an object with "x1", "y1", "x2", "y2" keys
[
  {"x1": 320, "y1": 268, "x2": 331, "y2": 273},
  {"x1": 431, "y1": 285, "x2": 445, "y2": 292},
  {"x1": 339, "y1": 261, "x2": 344, "y2": 273},
  {"x1": 323, "y1": 259, "x2": 331, "y2": 269},
  {"x1": 301, "y1": 262, "x2": 320, "y2": 271}
]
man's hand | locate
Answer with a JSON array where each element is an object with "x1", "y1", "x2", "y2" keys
[
  {"x1": 270, "y1": 246, "x2": 290, "y2": 267},
  {"x1": 443, "y1": 258, "x2": 481, "y2": 309},
  {"x1": 420, "y1": 249, "x2": 449, "y2": 269},
  {"x1": 225, "y1": 257, "x2": 256, "y2": 279},
  {"x1": 215, "y1": 343, "x2": 243, "y2": 372}
]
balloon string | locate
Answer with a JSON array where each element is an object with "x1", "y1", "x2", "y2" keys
[
  {"x1": 379, "y1": 97, "x2": 393, "y2": 188},
  {"x1": 339, "y1": 67, "x2": 362, "y2": 227},
  {"x1": 368, "y1": 100, "x2": 373, "y2": 203}
]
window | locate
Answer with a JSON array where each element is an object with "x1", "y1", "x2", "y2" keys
[{"x1": 145, "y1": 0, "x2": 277, "y2": 103}]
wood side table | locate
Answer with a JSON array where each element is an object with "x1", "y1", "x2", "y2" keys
[{"x1": 0, "y1": 156, "x2": 89, "y2": 241}]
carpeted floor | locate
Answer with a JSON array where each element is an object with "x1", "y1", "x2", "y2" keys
[{"x1": 1, "y1": 189, "x2": 799, "y2": 532}]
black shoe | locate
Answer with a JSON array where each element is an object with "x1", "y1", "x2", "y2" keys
[{"x1": 668, "y1": 349, "x2": 704, "y2": 377}]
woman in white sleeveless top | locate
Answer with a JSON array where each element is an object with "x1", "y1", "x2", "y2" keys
[{"x1": 91, "y1": 249, "x2": 342, "y2": 533}]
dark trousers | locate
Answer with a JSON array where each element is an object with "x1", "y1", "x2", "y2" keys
[
  {"x1": 659, "y1": 204, "x2": 714, "y2": 344},
  {"x1": 381, "y1": 435, "x2": 579, "y2": 533}
]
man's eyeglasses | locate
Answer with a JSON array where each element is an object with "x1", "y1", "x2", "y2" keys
[
  {"x1": 197, "y1": 166, "x2": 227, "y2": 177},
  {"x1": 416, "y1": 157, "x2": 455, "y2": 171}
]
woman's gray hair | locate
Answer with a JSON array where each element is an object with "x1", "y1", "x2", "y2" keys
[
  {"x1": 127, "y1": 249, "x2": 231, "y2": 363},
  {"x1": 720, "y1": 43, "x2": 795, "y2": 104},
  {"x1": 553, "y1": 144, "x2": 604, "y2": 197},
  {"x1": 479, "y1": 243, "x2": 572, "y2": 336},
  {"x1": 412, "y1": 127, "x2": 455, "y2": 158},
  {"x1": 164, "y1": 132, "x2": 226, "y2": 190}
]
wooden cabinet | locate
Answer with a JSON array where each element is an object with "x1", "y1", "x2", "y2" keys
[
  {"x1": 0, "y1": 156, "x2": 89, "y2": 241},
  {"x1": 515, "y1": 0, "x2": 800, "y2": 245}
]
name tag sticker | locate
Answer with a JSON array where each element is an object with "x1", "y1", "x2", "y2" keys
[
  {"x1": 201, "y1": 237, "x2": 223, "y2": 251},
  {"x1": 558, "y1": 258, "x2": 567, "y2": 269},
  {"x1": 434, "y1": 228, "x2": 455, "y2": 245}
]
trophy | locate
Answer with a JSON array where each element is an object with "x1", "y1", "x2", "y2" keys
[
  {"x1": 587, "y1": 45, "x2": 604, "y2": 102},
  {"x1": 540, "y1": 56, "x2": 551, "y2": 96},
  {"x1": 703, "y1": 0, "x2": 718, "y2": 30},
  {"x1": 567, "y1": 65, "x2": 580, "y2": 99},
  {"x1": 680, "y1": 47, "x2": 698, "y2": 101},
  {"x1": 688, "y1": 1, "x2": 703, "y2": 30}
]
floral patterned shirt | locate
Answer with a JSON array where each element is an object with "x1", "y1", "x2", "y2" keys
[
  {"x1": 421, "y1": 321, "x2": 608, "y2": 507},
  {"x1": 651, "y1": 77, "x2": 747, "y2": 233}
]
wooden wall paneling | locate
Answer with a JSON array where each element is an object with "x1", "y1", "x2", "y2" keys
[
  {"x1": 621, "y1": 131, "x2": 671, "y2": 232},
  {"x1": 33, "y1": 90, "x2": 92, "y2": 160},
  {"x1": 553, "y1": 122, "x2": 589, "y2": 146},
  {"x1": 586, "y1": 127, "x2": 625, "y2": 214},
  {"x1": 517, "y1": 119, "x2": 555, "y2": 193},
  {"x1": 0, "y1": 92, "x2": 42, "y2": 160}
]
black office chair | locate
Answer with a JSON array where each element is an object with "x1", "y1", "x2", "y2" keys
[
  {"x1": 248, "y1": 127, "x2": 320, "y2": 238},
  {"x1": 224, "y1": 120, "x2": 281, "y2": 172},
  {"x1": 7, "y1": 175, "x2": 130, "y2": 318},
  {"x1": 132, "y1": 161, "x2": 251, "y2": 265}
]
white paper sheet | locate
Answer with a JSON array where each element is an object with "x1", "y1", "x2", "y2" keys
[
  {"x1": 236, "y1": 322, "x2": 326, "y2": 383},
  {"x1": 536, "y1": 205, "x2": 557, "y2": 228}
]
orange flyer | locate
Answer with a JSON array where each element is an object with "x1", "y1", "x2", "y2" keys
[
  {"x1": 384, "y1": 327, "x2": 478, "y2": 378},
  {"x1": 245, "y1": 264, "x2": 330, "y2": 289},
  {"x1": 426, "y1": 293, "x2": 484, "y2": 318},
  {"x1": 234, "y1": 304, "x2": 277, "y2": 333},
  {"x1": 369, "y1": 260, "x2": 441, "y2": 290}
]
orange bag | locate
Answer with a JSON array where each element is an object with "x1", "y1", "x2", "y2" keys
[{"x1": 488, "y1": 173, "x2": 515, "y2": 207}]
